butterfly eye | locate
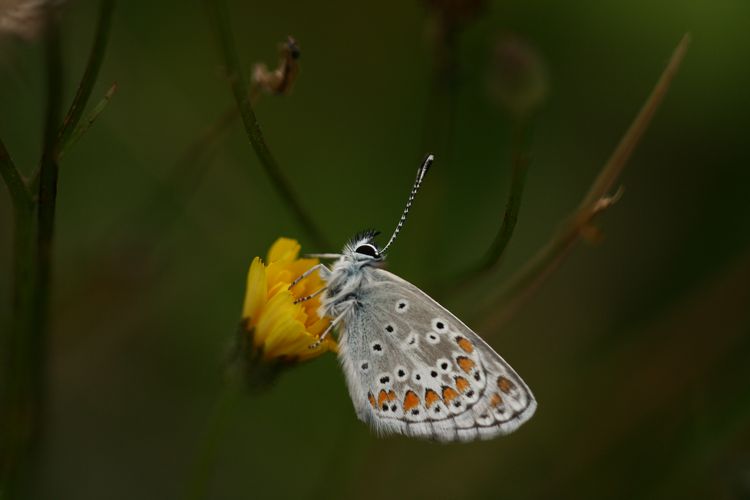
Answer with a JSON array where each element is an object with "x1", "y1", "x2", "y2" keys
[{"x1": 355, "y1": 243, "x2": 379, "y2": 257}]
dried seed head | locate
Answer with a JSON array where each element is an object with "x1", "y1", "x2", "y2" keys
[{"x1": 251, "y1": 36, "x2": 301, "y2": 96}]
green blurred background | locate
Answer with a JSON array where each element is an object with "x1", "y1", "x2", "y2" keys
[{"x1": 2, "y1": 0, "x2": 750, "y2": 498}]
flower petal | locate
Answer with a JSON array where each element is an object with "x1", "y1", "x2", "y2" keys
[
  {"x1": 256, "y1": 290, "x2": 306, "y2": 357},
  {"x1": 267, "y1": 238, "x2": 301, "y2": 263},
  {"x1": 242, "y1": 257, "x2": 267, "y2": 322},
  {"x1": 238, "y1": 238, "x2": 336, "y2": 367}
]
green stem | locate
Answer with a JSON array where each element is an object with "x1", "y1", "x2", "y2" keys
[
  {"x1": 0, "y1": 140, "x2": 32, "y2": 208},
  {"x1": 59, "y1": 81, "x2": 118, "y2": 160},
  {"x1": 0, "y1": 19, "x2": 65, "y2": 498},
  {"x1": 0, "y1": 3, "x2": 117, "y2": 495},
  {"x1": 34, "y1": 0, "x2": 116, "y2": 375},
  {"x1": 55, "y1": 0, "x2": 116, "y2": 153},
  {"x1": 447, "y1": 117, "x2": 533, "y2": 294},
  {"x1": 29, "y1": 0, "x2": 116, "y2": 189},
  {"x1": 203, "y1": 0, "x2": 329, "y2": 250},
  {"x1": 27, "y1": 13, "x2": 64, "y2": 460},
  {"x1": 481, "y1": 118, "x2": 533, "y2": 270},
  {"x1": 185, "y1": 381, "x2": 241, "y2": 500},
  {"x1": 0, "y1": 186, "x2": 35, "y2": 497}
]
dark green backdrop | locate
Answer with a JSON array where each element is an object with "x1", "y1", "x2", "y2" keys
[{"x1": 1, "y1": 0, "x2": 749, "y2": 498}]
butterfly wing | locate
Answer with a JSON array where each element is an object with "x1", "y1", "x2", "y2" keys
[{"x1": 337, "y1": 267, "x2": 536, "y2": 442}]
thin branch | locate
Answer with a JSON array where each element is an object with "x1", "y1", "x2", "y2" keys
[
  {"x1": 2, "y1": 3, "x2": 116, "y2": 493},
  {"x1": 579, "y1": 34, "x2": 690, "y2": 210},
  {"x1": 29, "y1": 0, "x2": 116, "y2": 190},
  {"x1": 0, "y1": 146, "x2": 35, "y2": 497},
  {"x1": 0, "y1": 19, "x2": 66, "y2": 497},
  {"x1": 35, "y1": 0, "x2": 116, "y2": 341},
  {"x1": 477, "y1": 34, "x2": 691, "y2": 332},
  {"x1": 0, "y1": 139, "x2": 32, "y2": 209},
  {"x1": 448, "y1": 118, "x2": 533, "y2": 293},
  {"x1": 59, "y1": 81, "x2": 118, "y2": 159},
  {"x1": 55, "y1": 0, "x2": 115, "y2": 154},
  {"x1": 483, "y1": 120, "x2": 533, "y2": 269},
  {"x1": 203, "y1": 0, "x2": 329, "y2": 250},
  {"x1": 184, "y1": 378, "x2": 241, "y2": 500},
  {"x1": 33, "y1": 4, "x2": 64, "y2": 351}
]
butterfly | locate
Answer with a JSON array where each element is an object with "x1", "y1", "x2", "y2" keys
[{"x1": 291, "y1": 154, "x2": 536, "y2": 442}]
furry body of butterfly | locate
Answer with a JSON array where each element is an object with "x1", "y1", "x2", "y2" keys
[{"x1": 314, "y1": 235, "x2": 537, "y2": 442}]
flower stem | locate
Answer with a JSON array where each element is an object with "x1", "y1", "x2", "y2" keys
[
  {"x1": 185, "y1": 380, "x2": 242, "y2": 500},
  {"x1": 481, "y1": 118, "x2": 533, "y2": 270},
  {"x1": 477, "y1": 34, "x2": 691, "y2": 332},
  {"x1": 29, "y1": 9, "x2": 64, "y2": 457},
  {"x1": 0, "y1": 142, "x2": 36, "y2": 497},
  {"x1": 55, "y1": 0, "x2": 116, "y2": 153},
  {"x1": 203, "y1": 0, "x2": 329, "y2": 250},
  {"x1": 33, "y1": 0, "x2": 116, "y2": 424},
  {"x1": 0, "y1": 141, "x2": 32, "y2": 208},
  {"x1": 29, "y1": 0, "x2": 116, "y2": 189},
  {"x1": 58, "y1": 81, "x2": 118, "y2": 160},
  {"x1": 0, "y1": 3, "x2": 116, "y2": 495},
  {"x1": 445, "y1": 117, "x2": 533, "y2": 294},
  {"x1": 34, "y1": 0, "x2": 116, "y2": 353}
]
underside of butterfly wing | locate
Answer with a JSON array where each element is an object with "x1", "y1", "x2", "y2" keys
[{"x1": 336, "y1": 268, "x2": 536, "y2": 442}]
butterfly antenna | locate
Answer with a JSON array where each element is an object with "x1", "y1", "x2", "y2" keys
[{"x1": 381, "y1": 154, "x2": 434, "y2": 254}]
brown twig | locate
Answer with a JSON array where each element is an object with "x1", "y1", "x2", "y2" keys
[{"x1": 477, "y1": 33, "x2": 691, "y2": 332}]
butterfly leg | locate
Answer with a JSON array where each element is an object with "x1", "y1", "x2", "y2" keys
[
  {"x1": 308, "y1": 305, "x2": 352, "y2": 349},
  {"x1": 293, "y1": 287, "x2": 326, "y2": 304},
  {"x1": 289, "y1": 263, "x2": 330, "y2": 289}
]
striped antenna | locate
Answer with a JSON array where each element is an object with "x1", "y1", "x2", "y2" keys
[{"x1": 381, "y1": 154, "x2": 434, "y2": 254}]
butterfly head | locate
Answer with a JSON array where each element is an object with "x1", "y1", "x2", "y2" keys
[
  {"x1": 345, "y1": 229, "x2": 384, "y2": 263},
  {"x1": 340, "y1": 154, "x2": 433, "y2": 265}
]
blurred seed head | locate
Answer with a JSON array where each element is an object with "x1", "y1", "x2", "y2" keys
[
  {"x1": 487, "y1": 33, "x2": 548, "y2": 118},
  {"x1": 0, "y1": 0, "x2": 66, "y2": 41},
  {"x1": 251, "y1": 35, "x2": 301, "y2": 96}
]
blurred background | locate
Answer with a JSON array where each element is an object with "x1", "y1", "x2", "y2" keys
[{"x1": 1, "y1": 0, "x2": 749, "y2": 498}]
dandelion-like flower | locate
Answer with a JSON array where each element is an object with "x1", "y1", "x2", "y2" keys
[{"x1": 239, "y1": 237, "x2": 334, "y2": 370}]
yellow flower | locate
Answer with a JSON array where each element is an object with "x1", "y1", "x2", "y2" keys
[{"x1": 241, "y1": 237, "x2": 334, "y2": 363}]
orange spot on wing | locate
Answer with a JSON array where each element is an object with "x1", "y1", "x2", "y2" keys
[
  {"x1": 457, "y1": 356, "x2": 475, "y2": 373},
  {"x1": 497, "y1": 376, "x2": 515, "y2": 394},
  {"x1": 387, "y1": 390, "x2": 397, "y2": 402},
  {"x1": 456, "y1": 337, "x2": 474, "y2": 353},
  {"x1": 455, "y1": 376, "x2": 470, "y2": 393},
  {"x1": 490, "y1": 393, "x2": 503, "y2": 407},
  {"x1": 442, "y1": 386, "x2": 459, "y2": 403},
  {"x1": 403, "y1": 391, "x2": 420, "y2": 411},
  {"x1": 378, "y1": 390, "x2": 388, "y2": 407},
  {"x1": 368, "y1": 392, "x2": 376, "y2": 409},
  {"x1": 424, "y1": 389, "x2": 440, "y2": 408}
]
